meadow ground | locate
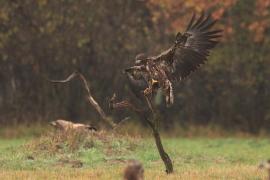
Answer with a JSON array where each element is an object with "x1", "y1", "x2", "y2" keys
[{"x1": 0, "y1": 126, "x2": 269, "y2": 180}]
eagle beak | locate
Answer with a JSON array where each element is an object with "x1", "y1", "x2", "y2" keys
[{"x1": 135, "y1": 60, "x2": 141, "y2": 64}]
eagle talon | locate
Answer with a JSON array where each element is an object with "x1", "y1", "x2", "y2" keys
[
  {"x1": 143, "y1": 88, "x2": 152, "y2": 96},
  {"x1": 151, "y1": 79, "x2": 159, "y2": 89}
]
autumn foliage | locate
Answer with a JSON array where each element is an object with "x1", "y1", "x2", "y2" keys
[
  {"x1": 147, "y1": 0, "x2": 270, "y2": 42},
  {"x1": 0, "y1": 0, "x2": 269, "y2": 133}
]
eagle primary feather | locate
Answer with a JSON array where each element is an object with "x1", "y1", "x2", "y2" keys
[{"x1": 124, "y1": 12, "x2": 222, "y2": 105}]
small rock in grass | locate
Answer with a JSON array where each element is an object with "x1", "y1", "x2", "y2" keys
[{"x1": 26, "y1": 155, "x2": 34, "y2": 160}]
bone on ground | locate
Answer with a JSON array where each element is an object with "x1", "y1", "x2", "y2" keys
[{"x1": 50, "y1": 119, "x2": 97, "y2": 131}]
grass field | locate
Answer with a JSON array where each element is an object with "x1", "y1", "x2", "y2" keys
[{"x1": 0, "y1": 129, "x2": 269, "y2": 179}]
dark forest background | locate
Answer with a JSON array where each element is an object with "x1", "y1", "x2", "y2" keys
[{"x1": 0, "y1": 0, "x2": 269, "y2": 133}]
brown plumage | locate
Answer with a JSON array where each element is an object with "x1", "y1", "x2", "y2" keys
[
  {"x1": 123, "y1": 160, "x2": 144, "y2": 180},
  {"x1": 124, "y1": 12, "x2": 222, "y2": 106},
  {"x1": 259, "y1": 160, "x2": 270, "y2": 180}
]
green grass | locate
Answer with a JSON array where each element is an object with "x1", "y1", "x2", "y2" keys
[{"x1": 0, "y1": 133, "x2": 269, "y2": 179}]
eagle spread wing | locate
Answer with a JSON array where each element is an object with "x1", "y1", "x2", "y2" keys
[
  {"x1": 154, "y1": 12, "x2": 222, "y2": 81},
  {"x1": 125, "y1": 12, "x2": 222, "y2": 106}
]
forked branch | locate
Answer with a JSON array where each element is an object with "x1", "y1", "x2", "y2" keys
[{"x1": 49, "y1": 71, "x2": 116, "y2": 128}]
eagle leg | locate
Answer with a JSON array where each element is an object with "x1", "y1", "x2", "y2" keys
[
  {"x1": 143, "y1": 78, "x2": 159, "y2": 96},
  {"x1": 164, "y1": 80, "x2": 174, "y2": 106}
]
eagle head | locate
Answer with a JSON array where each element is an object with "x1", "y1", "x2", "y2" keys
[{"x1": 135, "y1": 53, "x2": 147, "y2": 65}]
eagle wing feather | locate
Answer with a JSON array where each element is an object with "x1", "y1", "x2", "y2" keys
[{"x1": 154, "y1": 12, "x2": 222, "y2": 81}]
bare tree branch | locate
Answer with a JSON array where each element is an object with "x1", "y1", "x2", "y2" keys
[
  {"x1": 109, "y1": 94, "x2": 143, "y2": 113},
  {"x1": 112, "y1": 117, "x2": 131, "y2": 131},
  {"x1": 49, "y1": 71, "x2": 116, "y2": 128},
  {"x1": 110, "y1": 93, "x2": 173, "y2": 173},
  {"x1": 49, "y1": 71, "x2": 78, "y2": 83}
]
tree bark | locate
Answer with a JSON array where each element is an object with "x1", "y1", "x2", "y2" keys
[
  {"x1": 143, "y1": 96, "x2": 174, "y2": 173},
  {"x1": 152, "y1": 128, "x2": 173, "y2": 173},
  {"x1": 144, "y1": 117, "x2": 173, "y2": 174},
  {"x1": 110, "y1": 94, "x2": 174, "y2": 173}
]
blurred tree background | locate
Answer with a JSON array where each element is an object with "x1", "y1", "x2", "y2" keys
[{"x1": 0, "y1": 0, "x2": 269, "y2": 133}]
